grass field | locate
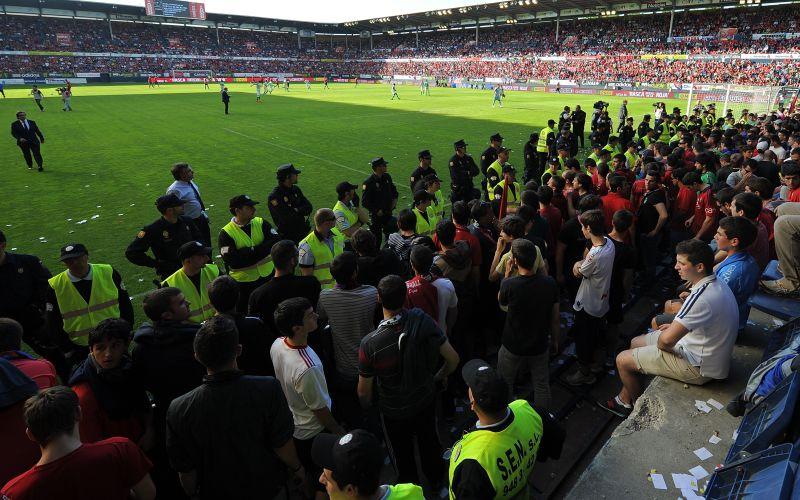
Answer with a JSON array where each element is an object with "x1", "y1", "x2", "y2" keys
[{"x1": 0, "y1": 82, "x2": 685, "y2": 308}]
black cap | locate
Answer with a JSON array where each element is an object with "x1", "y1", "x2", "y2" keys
[
  {"x1": 418, "y1": 149, "x2": 432, "y2": 159},
  {"x1": 178, "y1": 240, "x2": 211, "y2": 260},
  {"x1": 423, "y1": 173, "x2": 442, "y2": 183},
  {"x1": 462, "y1": 359, "x2": 508, "y2": 413},
  {"x1": 311, "y1": 430, "x2": 382, "y2": 488},
  {"x1": 497, "y1": 146, "x2": 511, "y2": 154},
  {"x1": 155, "y1": 193, "x2": 184, "y2": 212},
  {"x1": 529, "y1": 132, "x2": 539, "y2": 139},
  {"x1": 59, "y1": 243, "x2": 88, "y2": 261},
  {"x1": 370, "y1": 157, "x2": 388, "y2": 169},
  {"x1": 591, "y1": 143, "x2": 602, "y2": 149},
  {"x1": 502, "y1": 164, "x2": 516, "y2": 174},
  {"x1": 454, "y1": 139, "x2": 467, "y2": 149},
  {"x1": 490, "y1": 133, "x2": 503, "y2": 142},
  {"x1": 229, "y1": 194, "x2": 259, "y2": 209},
  {"x1": 336, "y1": 181, "x2": 358, "y2": 196},
  {"x1": 277, "y1": 163, "x2": 301, "y2": 179},
  {"x1": 548, "y1": 157, "x2": 560, "y2": 165},
  {"x1": 414, "y1": 190, "x2": 432, "y2": 204}
]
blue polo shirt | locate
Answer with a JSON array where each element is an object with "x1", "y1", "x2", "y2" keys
[{"x1": 715, "y1": 251, "x2": 760, "y2": 330}]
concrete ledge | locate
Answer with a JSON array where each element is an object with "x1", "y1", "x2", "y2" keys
[{"x1": 568, "y1": 339, "x2": 765, "y2": 498}]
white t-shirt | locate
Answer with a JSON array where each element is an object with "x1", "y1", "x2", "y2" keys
[
  {"x1": 432, "y1": 277, "x2": 458, "y2": 336},
  {"x1": 573, "y1": 237, "x2": 615, "y2": 318},
  {"x1": 673, "y1": 275, "x2": 739, "y2": 379},
  {"x1": 270, "y1": 337, "x2": 331, "y2": 440}
]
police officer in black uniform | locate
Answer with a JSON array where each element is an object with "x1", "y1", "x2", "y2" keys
[
  {"x1": 523, "y1": 132, "x2": 539, "y2": 184},
  {"x1": 480, "y1": 133, "x2": 503, "y2": 198},
  {"x1": 449, "y1": 139, "x2": 480, "y2": 203},
  {"x1": 125, "y1": 194, "x2": 202, "y2": 282},
  {"x1": 268, "y1": 163, "x2": 313, "y2": 244},
  {"x1": 409, "y1": 149, "x2": 437, "y2": 191},
  {"x1": 361, "y1": 157, "x2": 398, "y2": 248},
  {"x1": 0, "y1": 230, "x2": 70, "y2": 379}
]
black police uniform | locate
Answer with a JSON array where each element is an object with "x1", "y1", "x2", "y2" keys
[
  {"x1": 409, "y1": 165, "x2": 437, "y2": 192},
  {"x1": 480, "y1": 144, "x2": 499, "y2": 198},
  {"x1": 361, "y1": 171, "x2": 398, "y2": 248},
  {"x1": 125, "y1": 216, "x2": 202, "y2": 281},
  {"x1": 448, "y1": 149, "x2": 480, "y2": 203},
  {"x1": 523, "y1": 136, "x2": 539, "y2": 184},
  {"x1": 556, "y1": 133, "x2": 578, "y2": 159},
  {"x1": 572, "y1": 108, "x2": 587, "y2": 148},
  {"x1": 637, "y1": 120, "x2": 652, "y2": 139},
  {"x1": 268, "y1": 184, "x2": 312, "y2": 243},
  {"x1": 619, "y1": 123, "x2": 635, "y2": 148}
]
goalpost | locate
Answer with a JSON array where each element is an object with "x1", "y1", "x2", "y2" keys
[{"x1": 685, "y1": 83, "x2": 783, "y2": 119}]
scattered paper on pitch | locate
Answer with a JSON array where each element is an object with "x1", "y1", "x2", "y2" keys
[
  {"x1": 693, "y1": 447, "x2": 712, "y2": 461},
  {"x1": 709, "y1": 434, "x2": 722, "y2": 445},
  {"x1": 76, "y1": 220, "x2": 87, "y2": 224},
  {"x1": 672, "y1": 473, "x2": 698, "y2": 490},
  {"x1": 91, "y1": 215, "x2": 100, "y2": 220},
  {"x1": 649, "y1": 473, "x2": 667, "y2": 490},
  {"x1": 689, "y1": 465, "x2": 709, "y2": 479},
  {"x1": 707, "y1": 399, "x2": 724, "y2": 411},
  {"x1": 681, "y1": 487, "x2": 704, "y2": 499},
  {"x1": 694, "y1": 400, "x2": 712, "y2": 413}
]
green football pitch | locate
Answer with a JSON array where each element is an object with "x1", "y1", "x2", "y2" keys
[{"x1": 1, "y1": 82, "x2": 685, "y2": 305}]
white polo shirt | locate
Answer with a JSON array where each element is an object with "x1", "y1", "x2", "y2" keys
[{"x1": 673, "y1": 274, "x2": 739, "y2": 379}]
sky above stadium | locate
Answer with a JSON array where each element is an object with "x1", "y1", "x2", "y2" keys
[{"x1": 72, "y1": 0, "x2": 492, "y2": 23}]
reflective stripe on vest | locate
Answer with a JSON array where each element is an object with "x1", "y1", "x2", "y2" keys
[
  {"x1": 221, "y1": 217, "x2": 274, "y2": 282},
  {"x1": 300, "y1": 230, "x2": 344, "y2": 289},
  {"x1": 333, "y1": 200, "x2": 359, "y2": 240},
  {"x1": 414, "y1": 208, "x2": 435, "y2": 237},
  {"x1": 162, "y1": 264, "x2": 220, "y2": 323},
  {"x1": 537, "y1": 127, "x2": 552, "y2": 153},
  {"x1": 448, "y1": 400, "x2": 544, "y2": 500},
  {"x1": 429, "y1": 190, "x2": 445, "y2": 220},
  {"x1": 47, "y1": 264, "x2": 120, "y2": 345},
  {"x1": 489, "y1": 180, "x2": 521, "y2": 208}
]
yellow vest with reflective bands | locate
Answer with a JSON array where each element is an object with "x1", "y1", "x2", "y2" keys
[
  {"x1": 386, "y1": 483, "x2": 425, "y2": 499},
  {"x1": 162, "y1": 264, "x2": 220, "y2": 323},
  {"x1": 429, "y1": 190, "x2": 445, "y2": 221},
  {"x1": 48, "y1": 264, "x2": 120, "y2": 345},
  {"x1": 333, "y1": 200, "x2": 359, "y2": 241},
  {"x1": 300, "y1": 229, "x2": 345, "y2": 289},
  {"x1": 221, "y1": 217, "x2": 274, "y2": 282},
  {"x1": 489, "y1": 179, "x2": 521, "y2": 209},
  {"x1": 624, "y1": 151, "x2": 638, "y2": 170},
  {"x1": 414, "y1": 208, "x2": 437, "y2": 237},
  {"x1": 537, "y1": 127, "x2": 553, "y2": 153},
  {"x1": 448, "y1": 400, "x2": 544, "y2": 499}
]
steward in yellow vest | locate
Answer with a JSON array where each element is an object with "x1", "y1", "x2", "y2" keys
[
  {"x1": 423, "y1": 174, "x2": 446, "y2": 223},
  {"x1": 412, "y1": 190, "x2": 437, "y2": 237},
  {"x1": 299, "y1": 208, "x2": 345, "y2": 289},
  {"x1": 540, "y1": 157, "x2": 563, "y2": 186},
  {"x1": 46, "y1": 243, "x2": 132, "y2": 347},
  {"x1": 489, "y1": 165, "x2": 521, "y2": 214},
  {"x1": 312, "y1": 429, "x2": 425, "y2": 499},
  {"x1": 537, "y1": 120, "x2": 555, "y2": 154},
  {"x1": 449, "y1": 360, "x2": 563, "y2": 500},
  {"x1": 333, "y1": 181, "x2": 369, "y2": 245},
  {"x1": 162, "y1": 241, "x2": 220, "y2": 323},
  {"x1": 486, "y1": 147, "x2": 510, "y2": 197},
  {"x1": 219, "y1": 194, "x2": 280, "y2": 312}
]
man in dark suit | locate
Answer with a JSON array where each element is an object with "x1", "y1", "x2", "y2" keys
[
  {"x1": 11, "y1": 111, "x2": 45, "y2": 171},
  {"x1": 222, "y1": 87, "x2": 230, "y2": 114}
]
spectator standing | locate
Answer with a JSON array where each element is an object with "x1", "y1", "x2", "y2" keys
[
  {"x1": 683, "y1": 171, "x2": 719, "y2": 242},
  {"x1": 386, "y1": 209, "x2": 418, "y2": 272},
  {"x1": 636, "y1": 171, "x2": 669, "y2": 282},
  {"x1": 407, "y1": 245, "x2": 458, "y2": 335},
  {"x1": 350, "y1": 228, "x2": 405, "y2": 286}
]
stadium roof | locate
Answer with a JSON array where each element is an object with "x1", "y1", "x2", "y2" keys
[{"x1": 0, "y1": 0, "x2": 781, "y2": 33}]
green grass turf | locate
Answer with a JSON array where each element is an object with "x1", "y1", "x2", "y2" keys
[{"x1": 0, "y1": 82, "x2": 685, "y2": 314}]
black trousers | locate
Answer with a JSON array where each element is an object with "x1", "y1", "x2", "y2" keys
[
  {"x1": 34, "y1": 99, "x2": 44, "y2": 111},
  {"x1": 18, "y1": 142, "x2": 43, "y2": 167},
  {"x1": 450, "y1": 187, "x2": 480, "y2": 204},
  {"x1": 369, "y1": 213, "x2": 396, "y2": 248},
  {"x1": 574, "y1": 126, "x2": 585, "y2": 147},
  {"x1": 382, "y1": 401, "x2": 444, "y2": 485},
  {"x1": 573, "y1": 309, "x2": 605, "y2": 368},
  {"x1": 223, "y1": 101, "x2": 229, "y2": 114},
  {"x1": 192, "y1": 215, "x2": 211, "y2": 247}
]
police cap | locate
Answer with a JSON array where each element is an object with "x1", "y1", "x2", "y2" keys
[
  {"x1": 490, "y1": 133, "x2": 503, "y2": 142},
  {"x1": 277, "y1": 163, "x2": 301, "y2": 180},
  {"x1": 178, "y1": 240, "x2": 212, "y2": 260},
  {"x1": 229, "y1": 194, "x2": 259, "y2": 209},
  {"x1": 453, "y1": 139, "x2": 467, "y2": 150},
  {"x1": 370, "y1": 157, "x2": 388, "y2": 169}
]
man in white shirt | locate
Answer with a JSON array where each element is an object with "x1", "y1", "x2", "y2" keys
[
  {"x1": 605, "y1": 239, "x2": 739, "y2": 417},
  {"x1": 166, "y1": 162, "x2": 210, "y2": 246},
  {"x1": 270, "y1": 297, "x2": 344, "y2": 497},
  {"x1": 565, "y1": 209, "x2": 615, "y2": 386}
]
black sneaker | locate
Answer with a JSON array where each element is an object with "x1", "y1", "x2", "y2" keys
[
  {"x1": 599, "y1": 398, "x2": 632, "y2": 418},
  {"x1": 38, "y1": 167, "x2": 43, "y2": 172}
]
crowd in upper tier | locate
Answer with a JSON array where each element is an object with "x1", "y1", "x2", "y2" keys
[{"x1": 1, "y1": 5, "x2": 800, "y2": 84}]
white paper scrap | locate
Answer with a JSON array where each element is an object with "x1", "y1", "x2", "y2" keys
[
  {"x1": 694, "y1": 447, "x2": 713, "y2": 460},
  {"x1": 672, "y1": 473, "x2": 699, "y2": 490},
  {"x1": 689, "y1": 465, "x2": 709, "y2": 479},
  {"x1": 707, "y1": 399, "x2": 724, "y2": 410},
  {"x1": 732, "y1": 430, "x2": 739, "y2": 440},
  {"x1": 681, "y1": 487, "x2": 704, "y2": 499},
  {"x1": 694, "y1": 400, "x2": 712, "y2": 413},
  {"x1": 650, "y1": 473, "x2": 667, "y2": 490},
  {"x1": 709, "y1": 435, "x2": 722, "y2": 445}
]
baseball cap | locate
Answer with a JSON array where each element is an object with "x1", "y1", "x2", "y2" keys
[
  {"x1": 336, "y1": 181, "x2": 358, "y2": 196},
  {"x1": 418, "y1": 149, "x2": 432, "y2": 159},
  {"x1": 229, "y1": 194, "x2": 259, "y2": 209},
  {"x1": 454, "y1": 139, "x2": 467, "y2": 149},
  {"x1": 155, "y1": 193, "x2": 184, "y2": 212},
  {"x1": 178, "y1": 240, "x2": 211, "y2": 260},
  {"x1": 756, "y1": 141, "x2": 769, "y2": 152},
  {"x1": 370, "y1": 157, "x2": 388, "y2": 169},
  {"x1": 59, "y1": 243, "x2": 88, "y2": 261},
  {"x1": 311, "y1": 430, "x2": 382, "y2": 489},
  {"x1": 490, "y1": 133, "x2": 504, "y2": 142},
  {"x1": 462, "y1": 359, "x2": 509, "y2": 413},
  {"x1": 497, "y1": 146, "x2": 511, "y2": 154},
  {"x1": 548, "y1": 157, "x2": 560, "y2": 165}
]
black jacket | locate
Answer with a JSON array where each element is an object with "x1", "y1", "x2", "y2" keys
[
  {"x1": 125, "y1": 216, "x2": 202, "y2": 279},
  {"x1": 11, "y1": 119, "x2": 44, "y2": 145}
]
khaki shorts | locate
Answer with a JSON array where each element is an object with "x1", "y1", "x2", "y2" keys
[{"x1": 631, "y1": 332, "x2": 711, "y2": 385}]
